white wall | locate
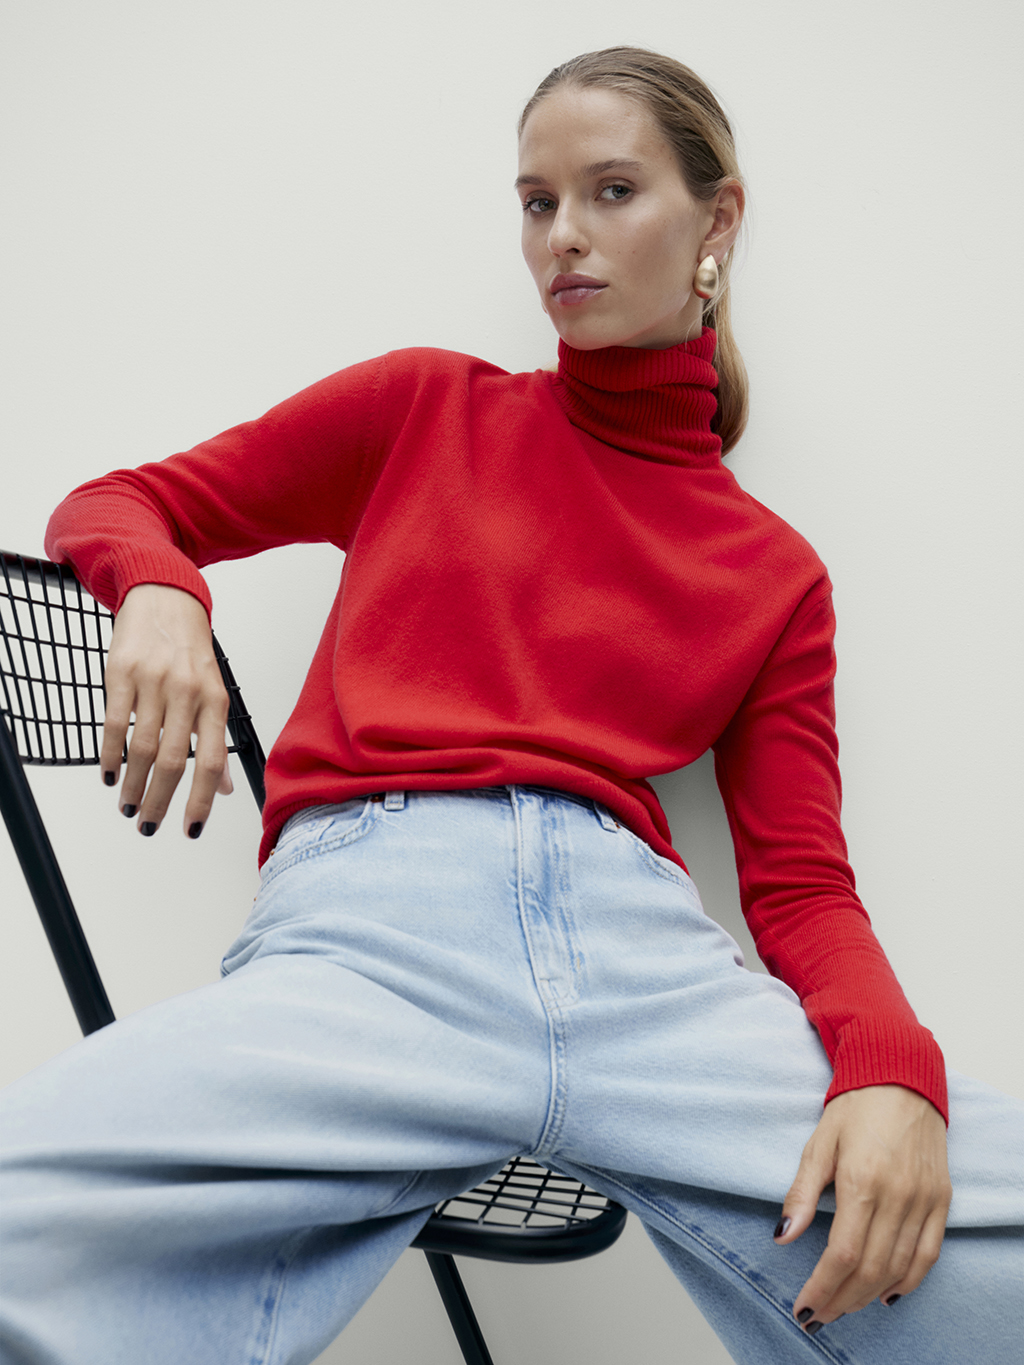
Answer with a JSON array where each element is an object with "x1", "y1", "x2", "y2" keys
[{"x1": 2, "y1": 2, "x2": 1021, "y2": 1362}]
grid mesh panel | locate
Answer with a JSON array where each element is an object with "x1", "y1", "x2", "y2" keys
[
  {"x1": 0, "y1": 552, "x2": 256, "y2": 768},
  {"x1": 434, "y1": 1157, "x2": 611, "y2": 1229},
  {"x1": 0, "y1": 554, "x2": 112, "y2": 764}
]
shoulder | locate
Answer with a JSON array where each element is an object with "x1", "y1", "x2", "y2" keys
[
  {"x1": 281, "y1": 348, "x2": 534, "y2": 443},
  {"x1": 757, "y1": 494, "x2": 828, "y2": 578},
  {"x1": 376, "y1": 347, "x2": 553, "y2": 398},
  {"x1": 709, "y1": 465, "x2": 832, "y2": 600},
  {"x1": 284, "y1": 348, "x2": 510, "y2": 405},
  {"x1": 378, "y1": 346, "x2": 511, "y2": 385},
  {"x1": 370, "y1": 349, "x2": 550, "y2": 441}
]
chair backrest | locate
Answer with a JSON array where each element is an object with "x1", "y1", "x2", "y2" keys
[
  {"x1": 1, "y1": 551, "x2": 112, "y2": 766},
  {"x1": 0, "y1": 550, "x2": 267, "y2": 800},
  {"x1": 0, "y1": 550, "x2": 266, "y2": 1034}
]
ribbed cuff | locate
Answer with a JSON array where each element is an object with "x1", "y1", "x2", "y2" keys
[
  {"x1": 107, "y1": 544, "x2": 213, "y2": 620},
  {"x1": 824, "y1": 1016, "x2": 949, "y2": 1124}
]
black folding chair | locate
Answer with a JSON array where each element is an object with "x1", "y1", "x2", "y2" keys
[{"x1": 0, "y1": 549, "x2": 627, "y2": 1365}]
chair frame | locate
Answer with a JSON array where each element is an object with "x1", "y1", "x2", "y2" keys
[{"x1": 0, "y1": 549, "x2": 626, "y2": 1365}]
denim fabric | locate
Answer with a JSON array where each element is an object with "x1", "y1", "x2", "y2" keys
[{"x1": 1, "y1": 787, "x2": 1022, "y2": 1364}]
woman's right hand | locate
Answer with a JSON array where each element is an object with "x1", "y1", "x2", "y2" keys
[{"x1": 100, "y1": 583, "x2": 233, "y2": 838}]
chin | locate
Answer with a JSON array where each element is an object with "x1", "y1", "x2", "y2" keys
[
  {"x1": 560, "y1": 332, "x2": 615, "y2": 352},
  {"x1": 550, "y1": 318, "x2": 629, "y2": 352},
  {"x1": 554, "y1": 308, "x2": 701, "y2": 351}
]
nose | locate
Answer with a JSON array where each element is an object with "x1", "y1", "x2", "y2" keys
[{"x1": 546, "y1": 200, "x2": 588, "y2": 258}]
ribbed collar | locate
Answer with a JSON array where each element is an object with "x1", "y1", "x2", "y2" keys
[{"x1": 552, "y1": 326, "x2": 722, "y2": 465}]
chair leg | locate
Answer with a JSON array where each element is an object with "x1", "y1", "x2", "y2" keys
[
  {"x1": 0, "y1": 713, "x2": 114, "y2": 1036},
  {"x1": 423, "y1": 1251, "x2": 495, "y2": 1365}
]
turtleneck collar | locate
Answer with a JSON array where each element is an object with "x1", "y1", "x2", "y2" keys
[{"x1": 551, "y1": 325, "x2": 722, "y2": 466}]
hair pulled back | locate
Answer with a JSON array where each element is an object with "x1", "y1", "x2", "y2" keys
[{"x1": 519, "y1": 47, "x2": 748, "y2": 454}]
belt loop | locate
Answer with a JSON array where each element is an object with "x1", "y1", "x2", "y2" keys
[
  {"x1": 593, "y1": 801, "x2": 619, "y2": 832},
  {"x1": 383, "y1": 790, "x2": 406, "y2": 811}
]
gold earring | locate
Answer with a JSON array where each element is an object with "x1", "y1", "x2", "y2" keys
[{"x1": 693, "y1": 254, "x2": 719, "y2": 300}]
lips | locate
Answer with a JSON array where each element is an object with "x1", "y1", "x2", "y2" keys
[{"x1": 550, "y1": 273, "x2": 607, "y2": 306}]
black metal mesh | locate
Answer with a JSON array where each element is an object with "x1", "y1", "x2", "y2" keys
[
  {"x1": 0, "y1": 553, "x2": 112, "y2": 764},
  {"x1": 0, "y1": 551, "x2": 255, "y2": 768},
  {"x1": 434, "y1": 1157, "x2": 611, "y2": 1229}
]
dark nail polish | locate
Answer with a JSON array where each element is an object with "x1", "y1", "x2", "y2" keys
[
  {"x1": 140, "y1": 821, "x2": 157, "y2": 837},
  {"x1": 122, "y1": 804, "x2": 137, "y2": 818},
  {"x1": 884, "y1": 1294, "x2": 901, "y2": 1308},
  {"x1": 103, "y1": 770, "x2": 116, "y2": 787},
  {"x1": 773, "y1": 1216, "x2": 791, "y2": 1239},
  {"x1": 188, "y1": 821, "x2": 203, "y2": 839},
  {"x1": 805, "y1": 1320, "x2": 824, "y2": 1336},
  {"x1": 797, "y1": 1308, "x2": 814, "y2": 1324}
]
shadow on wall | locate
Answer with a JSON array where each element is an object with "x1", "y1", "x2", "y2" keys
[{"x1": 650, "y1": 753, "x2": 764, "y2": 974}]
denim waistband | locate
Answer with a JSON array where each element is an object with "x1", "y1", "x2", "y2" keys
[
  {"x1": 516, "y1": 784, "x2": 597, "y2": 811},
  {"x1": 438, "y1": 784, "x2": 601, "y2": 815},
  {"x1": 280, "y1": 786, "x2": 606, "y2": 844}
]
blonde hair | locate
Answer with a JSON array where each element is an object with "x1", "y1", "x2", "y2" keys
[{"x1": 519, "y1": 47, "x2": 749, "y2": 454}]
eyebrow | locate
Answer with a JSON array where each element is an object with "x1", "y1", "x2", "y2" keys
[{"x1": 514, "y1": 158, "x2": 644, "y2": 190}]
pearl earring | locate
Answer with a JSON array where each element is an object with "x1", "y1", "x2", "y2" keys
[{"x1": 693, "y1": 255, "x2": 719, "y2": 300}]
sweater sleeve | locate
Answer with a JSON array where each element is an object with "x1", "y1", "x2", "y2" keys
[
  {"x1": 44, "y1": 356, "x2": 386, "y2": 617},
  {"x1": 712, "y1": 584, "x2": 949, "y2": 1122}
]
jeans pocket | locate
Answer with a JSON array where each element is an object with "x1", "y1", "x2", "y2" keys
[
  {"x1": 259, "y1": 798, "x2": 378, "y2": 887},
  {"x1": 619, "y1": 824, "x2": 700, "y2": 897}
]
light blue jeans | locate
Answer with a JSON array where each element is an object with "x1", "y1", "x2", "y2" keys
[{"x1": 1, "y1": 787, "x2": 1022, "y2": 1363}]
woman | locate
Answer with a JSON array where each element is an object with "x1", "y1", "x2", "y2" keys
[{"x1": 1, "y1": 47, "x2": 1021, "y2": 1365}]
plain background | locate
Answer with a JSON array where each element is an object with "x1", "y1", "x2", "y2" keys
[{"x1": 2, "y1": 2, "x2": 1021, "y2": 1361}]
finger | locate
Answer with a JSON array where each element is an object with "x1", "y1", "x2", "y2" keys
[
  {"x1": 119, "y1": 698, "x2": 165, "y2": 821},
  {"x1": 99, "y1": 673, "x2": 135, "y2": 790},
  {"x1": 774, "y1": 1128, "x2": 838, "y2": 1246},
  {"x1": 811, "y1": 1137, "x2": 951, "y2": 1320},
  {"x1": 216, "y1": 756, "x2": 234, "y2": 796},
  {"x1": 814, "y1": 1199, "x2": 922, "y2": 1321},
  {"x1": 795, "y1": 1172, "x2": 936, "y2": 1324},
  {"x1": 182, "y1": 697, "x2": 231, "y2": 837},
  {"x1": 134, "y1": 698, "x2": 197, "y2": 834},
  {"x1": 878, "y1": 1203, "x2": 947, "y2": 1306},
  {"x1": 792, "y1": 1193, "x2": 876, "y2": 1328}
]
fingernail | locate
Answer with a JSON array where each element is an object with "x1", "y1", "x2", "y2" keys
[
  {"x1": 773, "y1": 1216, "x2": 791, "y2": 1239},
  {"x1": 796, "y1": 1308, "x2": 814, "y2": 1324},
  {"x1": 140, "y1": 821, "x2": 157, "y2": 837},
  {"x1": 188, "y1": 821, "x2": 203, "y2": 839},
  {"x1": 884, "y1": 1294, "x2": 901, "y2": 1307},
  {"x1": 805, "y1": 1320, "x2": 824, "y2": 1336},
  {"x1": 122, "y1": 804, "x2": 137, "y2": 818},
  {"x1": 103, "y1": 771, "x2": 116, "y2": 787}
]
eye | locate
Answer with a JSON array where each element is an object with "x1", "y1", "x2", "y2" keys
[
  {"x1": 599, "y1": 184, "x2": 633, "y2": 202},
  {"x1": 522, "y1": 196, "x2": 555, "y2": 215}
]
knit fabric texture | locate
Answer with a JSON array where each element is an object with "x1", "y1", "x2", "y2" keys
[{"x1": 45, "y1": 328, "x2": 948, "y2": 1120}]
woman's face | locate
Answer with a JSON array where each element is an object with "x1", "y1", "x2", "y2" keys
[{"x1": 517, "y1": 86, "x2": 742, "y2": 351}]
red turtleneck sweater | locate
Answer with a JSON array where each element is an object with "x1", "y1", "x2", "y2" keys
[{"x1": 45, "y1": 329, "x2": 948, "y2": 1120}]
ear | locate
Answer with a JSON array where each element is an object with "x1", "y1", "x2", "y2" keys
[{"x1": 701, "y1": 180, "x2": 744, "y2": 259}]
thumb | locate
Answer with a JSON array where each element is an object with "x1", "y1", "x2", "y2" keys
[
  {"x1": 217, "y1": 755, "x2": 234, "y2": 796},
  {"x1": 774, "y1": 1125, "x2": 838, "y2": 1244}
]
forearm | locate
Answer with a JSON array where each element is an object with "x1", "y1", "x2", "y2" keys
[{"x1": 713, "y1": 587, "x2": 948, "y2": 1120}]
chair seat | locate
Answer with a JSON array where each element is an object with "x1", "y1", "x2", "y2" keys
[{"x1": 414, "y1": 1156, "x2": 626, "y2": 1263}]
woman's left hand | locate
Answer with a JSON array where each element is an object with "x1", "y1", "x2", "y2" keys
[{"x1": 774, "y1": 1083, "x2": 952, "y2": 1333}]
